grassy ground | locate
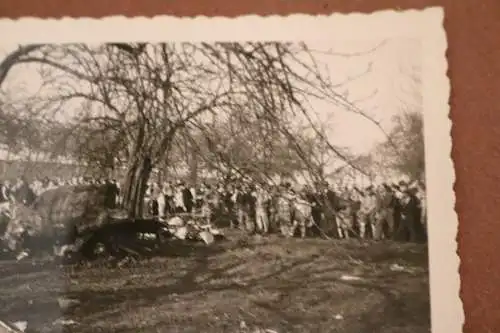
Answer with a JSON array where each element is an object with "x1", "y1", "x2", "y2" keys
[{"x1": 0, "y1": 230, "x2": 431, "y2": 333}]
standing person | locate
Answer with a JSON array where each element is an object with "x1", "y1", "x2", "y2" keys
[
  {"x1": 189, "y1": 184, "x2": 197, "y2": 213},
  {"x1": 409, "y1": 181, "x2": 426, "y2": 242},
  {"x1": 143, "y1": 182, "x2": 152, "y2": 215},
  {"x1": 354, "y1": 186, "x2": 377, "y2": 239},
  {"x1": 114, "y1": 179, "x2": 122, "y2": 207},
  {"x1": 230, "y1": 185, "x2": 240, "y2": 229},
  {"x1": 223, "y1": 184, "x2": 235, "y2": 227},
  {"x1": 344, "y1": 185, "x2": 359, "y2": 236},
  {"x1": 174, "y1": 181, "x2": 186, "y2": 213},
  {"x1": 201, "y1": 191, "x2": 214, "y2": 225},
  {"x1": 371, "y1": 184, "x2": 395, "y2": 240},
  {"x1": 289, "y1": 187, "x2": 310, "y2": 239},
  {"x1": 236, "y1": 184, "x2": 254, "y2": 233},
  {"x1": 254, "y1": 185, "x2": 271, "y2": 234},
  {"x1": 105, "y1": 178, "x2": 120, "y2": 209},
  {"x1": 182, "y1": 182, "x2": 194, "y2": 213},
  {"x1": 276, "y1": 184, "x2": 294, "y2": 237},
  {"x1": 336, "y1": 186, "x2": 355, "y2": 239},
  {"x1": 322, "y1": 181, "x2": 339, "y2": 236},
  {"x1": 391, "y1": 182, "x2": 403, "y2": 239},
  {"x1": 155, "y1": 183, "x2": 165, "y2": 218},
  {"x1": 266, "y1": 185, "x2": 279, "y2": 232},
  {"x1": 213, "y1": 183, "x2": 225, "y2": 226},
  {"x1": 350, "y1": 186, "x2": 363, "y2": 238},
  {"x1": 415, "y1": 181, "x2": 427, "y2": 239},
  {"x1": 305, "y1": 184, "x2": 322, "y2": 237},
  {"x1": 246, "y1": 184, "x2": 257, "y2": 229},
  {"x1": 381, "y1": 183, "x2": 398, "y2": 239},
  {"x1": 149, "y1": 183, "x2": 161, "y2": 216},
  {"x1": 336, "y1": 198, "x2": 354, "y2": 239},
  {"x1": 164, "y1": 182, "x2": 174, "y2": 216},
  {"x1": 235, "y1": 184, "x2": 248, "y2": 230},
  {"x1": 396, "y1": 183, "x2": 421, "y2": 242},
  {"x1": 196, "y1": 184, "x2": 206, "y2": 212},
  {"x1": 13, "y1": 177, "x2": 36, "y2": 206},
  {"x1": 212, "y1": 184, "x2": 222, "y2": 216}
]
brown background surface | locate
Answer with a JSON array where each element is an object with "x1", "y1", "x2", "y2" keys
[{"x1": 0, "y1": 0, "x2": 498, "y2": 332}]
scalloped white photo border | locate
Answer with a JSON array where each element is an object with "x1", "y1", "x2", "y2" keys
[{"x1": 0, "y1": 6, "x2": 460, "y2": 332}]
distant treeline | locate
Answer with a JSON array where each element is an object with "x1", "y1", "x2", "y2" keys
[{"x1": 0, "y1": 159, "x2": 84, "y2": 181}]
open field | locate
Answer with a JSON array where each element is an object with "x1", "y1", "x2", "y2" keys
[{"x1": 0, "y1": 230, "x2": 430, "y2": 333}]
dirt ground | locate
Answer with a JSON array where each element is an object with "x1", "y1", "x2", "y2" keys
[{"x1": 0, "y1": 230, "x2": 431, "y2": 333}]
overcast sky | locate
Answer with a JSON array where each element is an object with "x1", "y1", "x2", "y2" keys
[
  {"x1": 305, "y1": 37, "x2": 422, "y2": 154},
  {"x1": 0, "y1": 37, "x2": 421, "y2": 161}
]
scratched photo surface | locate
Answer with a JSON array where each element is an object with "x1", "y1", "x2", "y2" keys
[{"x1": 0, "y1": 8, "x2": 459, "y2": 333}]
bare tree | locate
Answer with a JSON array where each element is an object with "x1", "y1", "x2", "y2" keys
[
  {"x1": 2, "y1": 41, "x2": 387, "y2": 219},
  {"x1": 7, "y1": 43, "x2": 325, "y2": 216},
  {"x1": 377, "y1": 111, "x2": 425, "y2": 181},
  {"x1": 0, "y1": 45, "x2": 42, "y2": 87}
]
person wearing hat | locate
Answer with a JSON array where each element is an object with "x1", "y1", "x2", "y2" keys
[{"x1": 395, "y1": 183, "x2": 421, "y2": 242}]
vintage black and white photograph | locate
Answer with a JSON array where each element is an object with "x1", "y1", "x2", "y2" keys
[{"x1": 0, "y1": 8, "x2": 459, "y2": 333}]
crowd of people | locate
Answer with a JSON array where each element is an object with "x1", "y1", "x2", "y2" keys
[
  {"x1": 0, "y1": 174, "x2": 427, "y2": 243},
  {"x1": 139, "y1": 177, "x2": 427, "y2": 243}
]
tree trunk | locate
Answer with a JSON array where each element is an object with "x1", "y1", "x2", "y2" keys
[
  {"x1": 122, "y1": 156, "x2": 153, "y2": 218},
  {"x1": 0, "y1": 45, "x2": 41, "y2": 87}
]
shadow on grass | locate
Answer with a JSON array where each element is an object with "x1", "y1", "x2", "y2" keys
[{"x1": 0, "y1": 234, "x2": 431, "y2": 333}]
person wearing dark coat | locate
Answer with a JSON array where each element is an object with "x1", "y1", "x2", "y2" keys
[
  {"x1": 105, "y1": 179, "x2": 119, "y2": 209},
  {"x1": 182, "y1": 184, "x2": 194, "y2": 213},
  {"x1": 321, "y1": 182, "x2": 340, "y2": 236},
  {"x1": 304, "y1": 187, "x2": 322, "y2": 236},
  {"x1": 396, "y1": 185, "x2": 421, "y2": 242},
  {"x1": 13, "y1": 178, "x2": 36, "y2": 206}
]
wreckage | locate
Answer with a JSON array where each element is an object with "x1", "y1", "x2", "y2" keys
[{"x1": 0, "y1": 184, "x2": 223, "y2": 260}]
